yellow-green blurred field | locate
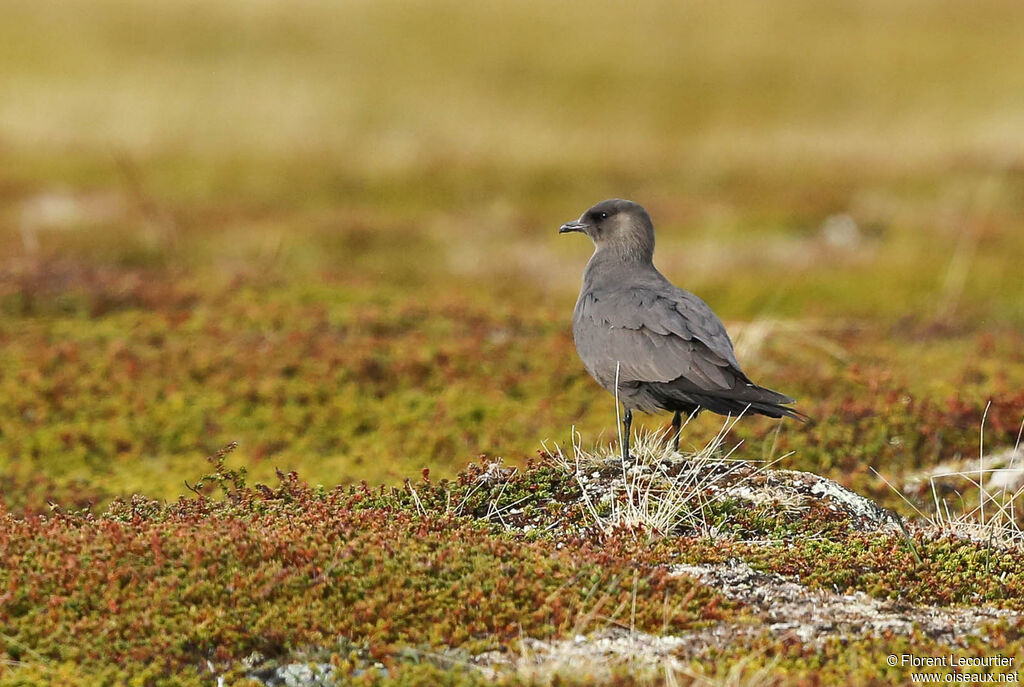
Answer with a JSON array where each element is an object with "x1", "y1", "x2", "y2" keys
[
  {"x1": 2, "y1": 0, "x2": 1024, "y2": 508},
  {"x1": 5, "y1": 2, "x2": 1024, "y2": 684}
]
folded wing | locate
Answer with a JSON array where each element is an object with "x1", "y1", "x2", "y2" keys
[{"x1": 574, "y1": 286, "x2": 797, "y2": 409}]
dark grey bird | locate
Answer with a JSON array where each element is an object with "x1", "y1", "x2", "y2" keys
[{"x1": 560, "y1": 198, "x2": 805, "y2": 459}]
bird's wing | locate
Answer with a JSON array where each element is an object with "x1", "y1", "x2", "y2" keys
[{"x1": 575, "y1": 286, "x2": 743, "y2": 390}]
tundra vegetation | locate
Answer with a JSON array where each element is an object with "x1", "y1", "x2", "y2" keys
[{"x1": 1, "y1": 0, "x2": 1024, "y2": 684}]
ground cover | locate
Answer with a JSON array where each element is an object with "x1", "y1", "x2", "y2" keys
[{"x1": 2, "y1": 1, "x2": 1024, "y2": 683}]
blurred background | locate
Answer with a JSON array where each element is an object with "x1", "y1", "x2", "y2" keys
[{"x1": 2, "y1": 0, "x2": 1023, "y2": 513}]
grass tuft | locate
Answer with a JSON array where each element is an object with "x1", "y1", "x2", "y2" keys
[
  {"x1": 876, "y1": 405, "x2": 1024, "y2": 550},
  {"x1": 545, "y1": 412, "x2": 785, "y2": 539}
]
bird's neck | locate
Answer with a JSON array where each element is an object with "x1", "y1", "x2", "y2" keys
[
  {"x1": 606, "y1": 235, "x2": 654, "y2": 264},
  {"x1": 583, "y1": 249, "x2": 659, "y2": 288}
]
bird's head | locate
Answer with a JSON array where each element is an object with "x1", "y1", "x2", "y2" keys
[{"x1": 559, "y1": 198, "x2": 655, "y2": 262}]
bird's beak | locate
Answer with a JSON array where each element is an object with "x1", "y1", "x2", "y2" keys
[{"x1": 559, "y1": 220, "x2": 587, "y2": 234}]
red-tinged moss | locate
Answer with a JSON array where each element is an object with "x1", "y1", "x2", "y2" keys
[
  {"x1": 0, "y1": 472, "x2": 109, "y2": 518},
  {"x1": 1, "y1": 252, "x2": 1023, "y2": 516},
  {"x1": 0, "y1": 473, "x2": 733, "y2": 679}
]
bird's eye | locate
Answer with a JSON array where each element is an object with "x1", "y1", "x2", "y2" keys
[{"x1": 597, "y1": 212, "x2": 608, "y2": 220}]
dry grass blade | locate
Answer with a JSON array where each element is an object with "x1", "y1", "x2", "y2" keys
[
  {"x1": 545, "y1": 408, "x2": 784, "y2": 539},
  {"x1": 878, "y1": 407, "x2": 1024, "y2": 550}
]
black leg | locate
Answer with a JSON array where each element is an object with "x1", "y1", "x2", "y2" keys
[
  {"x1": 671, "y1": 410, "x2": 682, "y2": 452},
  {"x1": 622, "y1": 407, "x2": 632, "y2": 461}
]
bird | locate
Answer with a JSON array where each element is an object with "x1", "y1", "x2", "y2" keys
[{"x1": 560, "y1": 198, "x2": 805, "y2": 460}]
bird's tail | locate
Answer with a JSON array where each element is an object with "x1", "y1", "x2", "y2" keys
[
  {"x1": 738, "y1": 384, "x2": 809, "y2": 421},
  {"x1": 650, "y1": 379, "x2": 809, "y2": 422}
]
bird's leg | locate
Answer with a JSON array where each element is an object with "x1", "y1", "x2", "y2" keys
[
  {"x1": 622, "y1": 407, "x2": 633, "y2": 461},
  {"x1": 671, "y1": 410, "x2": 682, "y2": 452}
]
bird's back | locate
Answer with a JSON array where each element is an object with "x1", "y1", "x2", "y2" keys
[{"x1": 572, "y1": 255, "x2": 800, "y2": 418}]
